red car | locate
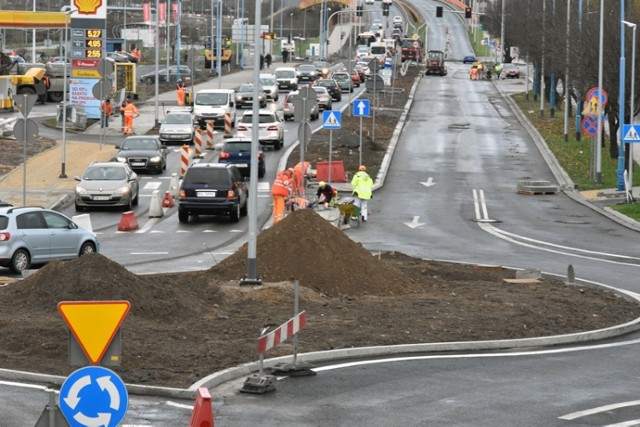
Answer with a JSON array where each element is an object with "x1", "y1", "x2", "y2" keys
[{"x1": 350, "y1": 69, "x2": 362, "y2": 87}]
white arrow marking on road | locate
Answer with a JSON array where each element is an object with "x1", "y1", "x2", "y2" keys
[
  {"x1": 357, "y1": 101, "x2": 366, "y2": 115},
  {"x1": 404, "y1": 216, "x2": 425, "y2": 229},
  {"x1": 74, "y1": 411, "x2": 112, "y2": 427},
  {"x1": 420, "y1": 177, "x2": 435, "y2": 187},
  {"x1": 64, "y1": 374, "x2": 91, "y2": 409},
  {"x1": 97, "y1": 375, "x2": 120, "y2": 410}
]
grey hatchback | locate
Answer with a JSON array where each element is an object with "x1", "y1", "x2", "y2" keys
[
  {"x1": 74, "y1": 162, "x2": 139, "y2": 211},
  {"x1": 0, "y1": 206, "x2": 98, "y2": 273}
]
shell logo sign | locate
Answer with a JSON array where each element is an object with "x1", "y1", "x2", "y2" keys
[{"x1": 74, "y1": 0, "x2": 103, "y2": 15}]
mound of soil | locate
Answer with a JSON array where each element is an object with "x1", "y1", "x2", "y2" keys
[{"x1": 1, "y1": 209, "x2": 639, "y2": 388}]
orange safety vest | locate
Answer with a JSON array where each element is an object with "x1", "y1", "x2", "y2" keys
[
  {"x1": 101, "y1": 102, "x2": 112, "y2": 116},
  {"x1": 123, "y1": 103, "x2": 139, "y2": 117},
  {"x1": 271, "y1": 173, "x2": 291, "y2": 197}
]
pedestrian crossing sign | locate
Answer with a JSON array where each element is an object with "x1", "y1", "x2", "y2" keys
[
  {"x1": 322, "y1": 110, "x2": 341, "y2": 129},
  {"x1": 623, "y1": 124, "x2": 640, "y2": 143}
]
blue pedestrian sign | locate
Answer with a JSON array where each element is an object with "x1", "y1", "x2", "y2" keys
[
  {"x1": 59, "y1": 366, "x2": 128, "y2": 427},
  {"x1": 623, "y1": 124, "x2": 640, "y2": 143},
  {"x1": 353, "y1": 99, "x2": 370, "y2": 117},
  {"x1": 322, "y1": 110, "x2": 341, "y2": 129}
]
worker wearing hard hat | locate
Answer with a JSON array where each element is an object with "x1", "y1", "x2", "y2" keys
[
  {"x1": 316, "y1": 181, "x2": 338, "y2": 208},
  {"x1": 350, "y1": 165, "x2": 373, "y2": 222},
  {"x1": 271, "y1": 169, "x2": 293, "y2": 224}
]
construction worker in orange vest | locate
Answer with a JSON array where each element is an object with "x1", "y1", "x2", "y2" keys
[
  {"x1": 291, "y1": 161, "x2": 312, "y2": 196},
  {"x1": 271, "y1": 169, "x2": 292, "y2": 224},
  {"x1": 122, "y1": 98, "x2": 140, "y2": 135},
  {"x1": 176, "y1": 79, "x2": 185, "y2": 107},
  {"x1": 100, "y1": 98, "x2": 113, "y2": 128}
]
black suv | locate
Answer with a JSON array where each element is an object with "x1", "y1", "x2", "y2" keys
[{"x1": 178, "y1": 163, "x2": 249, "y2": 223}]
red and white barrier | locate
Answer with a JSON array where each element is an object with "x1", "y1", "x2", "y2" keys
[
  {"x1": 224, "y1": 112, "x2": 233, "y2": 138},
  {"x1": 180, "y1": 145, "x2": 192, "y2": 177},
  {"x1": 258, "y1": 310, "x2": 306, "y2": 354},
  {"x1": 206, "y1": 121, "x2": 215, "y2": 150},
  {"x1": 194, "y1": 128, "x2": 203, "y2": 158}
]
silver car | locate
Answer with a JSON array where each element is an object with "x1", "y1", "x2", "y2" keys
[
  {"x1": 235, "y1": 109, "x2": 285, "y2": 150},
  {"x1": 74, "y1": 162, "x2": 139, "y2": 211},
  {"x1": 0, "y1": 206, "x2": 98, "y2": 273},
  {"x1": 159, "y1": 111, "x2": 196, "y2": 145},
  {"x1": 259, "y1": 74, "x2": 280, "y2": 101}
]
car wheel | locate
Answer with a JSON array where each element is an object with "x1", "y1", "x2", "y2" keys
[
  {"x1": 75, "y1": 203, "x2": 85, "y2": 212},
  {"x1": 10, "y1": 249, "x2": 30, "y2": 274},
  {"x1": 229, "y1": 204, "x2": 240, "y2": 222},
  {"x1": 259, "y1": 165, "x2": 265, "y2": 178},
  {"x1": 350, "y1": 87, "x2": 354, "y2": 93},
  {"x1": 277, "y1": 138, "x2": 283, "y2": 150},
  {"x1": 132, "y1": 192, "x2": 139, "y2": 206},
  {"x1": 178, "y1": 207, "x2": 189, "y2": 223},
  {"x1": 240, "y1": 201, "x2": 248, "y2": 216},
  {"x1": 79, "y1": 241, "x2": 96, "y2": 256}
]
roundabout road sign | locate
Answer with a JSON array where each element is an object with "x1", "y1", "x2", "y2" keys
[{"x1": 59, "y1": 366, "x2": 128, "y2": 427}]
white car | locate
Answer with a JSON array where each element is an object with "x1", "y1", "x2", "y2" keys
[
  {"x1": 393, "y1": 15, "x2": 403, "y2": 24},
  {"x1": 364, "y1": 0, "x2": 374, "y2": 4},
  {"x1": 259, "y1": 73, "x2": 280, "y2": 101},
  {"x1": 373, "y1": 19, "x2": 382, "y2": 29},
  {"x1": 235, "y1": 109, "x2": 285, "y2": 151}
]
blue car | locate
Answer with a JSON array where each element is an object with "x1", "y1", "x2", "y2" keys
[
  {"x1": 218, "y1": 138, "x2": 265, "y2": 178},
  {"x1": 463, "y1": 55, "x2": 477, "y2": 64}
]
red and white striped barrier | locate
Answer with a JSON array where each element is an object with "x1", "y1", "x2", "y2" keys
[
  {"x1": 224, "y1": 112, "x2": 233, "y2": 138},
  {"x1": 180, "y1": 145, "x2": 192, "y2": 176},
  {"x1": 257, "y1": 310, "x2": 307, "y2": 354},
  {"x1": 206, "y1": 121, "x2": 215, "y2": 150},
  {"x1": 194, "y1": 128, "x2": 203, "y2": 158}
]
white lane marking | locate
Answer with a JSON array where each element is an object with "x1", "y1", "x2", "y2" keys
[
  {"x1": 404, "y1": 216, "x2": 425, "y2": 228},
  {"x1": 479, "y1": 222, "x2": 640, "y2": 268},
  {"x1": 166, "y1": 401, "x2": 194, "y2": 410},
  {"x1": 258, "y1": 182, "x2": 270, "y2": 191},
  {"x1": 141, "y1": 176, "x2": 172, "y2": 180},
  {"x1": 229, "y1": 229, "x2": 243, "y2": 233},
  {"x1": 604, "y1": 421, "x2": 640, "y2": 427},
  {"x1": 420, "y1": 177, "x2": 435, "y2": 187},
  {"x1": 136, "y1": 218, "x2": 159, "y2": 234},
  {"x1": 202, "y1": 230, "x2": 218, "y2": 233},
  {"x1": 0, "y1": 380, "x2": 52, "y2": 391},
  {"x1": 129, "y1": 252, "x2": 169, "y2": 255},
  {"x1": 149, "y1": 230, "x2": 165, "y2": 233},
  {"x1": 176, "y1": 230, "x2": 191, "y2": 233},
  {"x1": 560, "y1": 400, "x2": 640, "y2": 420},
  {"x1": 312, "y1": 336, "x2": 640, "y2": 374},
  {"x1": 143, "y1": 182, "x2": 162, "y2": 190},
  {"x1": 472, "y1": 189, "x2": 493, "y2": 222}
]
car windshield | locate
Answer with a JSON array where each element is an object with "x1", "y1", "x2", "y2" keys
[
  {"x1": 298, "y1": 65, "x2": 315, "y2": 72},
  {"x1": 196, "y1": 92, "x2": 228, "y2": 106},
  {"x1": 333, "y1": 74, "x2": 348, "y2": 81},
  {"x1": 275, "y1": 70, "x2": 295, "y2": 78},
  {"x1": 184, "y1": 168, "x2": 229, "y2": 184},
  {"x1": 317, "y1": 80, "x2": 335, "y2": 87},
  {"x1": 164, "y1": 114, "x2": 192, "y2": 124},
  {"x1": 238, "y1": 84, "x2": 254, "y2": 92},
  {"x1": 85, "y1": 166, "x2": 126, "y2": 181},
  {"x1": 240, "y1": 114, "x2": 277, "y2": 124},
  {"x1": 224, "y1": 142, "x2": 252, "y2": 151},
  {"x1": 121, "y1": 138, "x2": 159, "y2": 150},
  {"x1": 312, "y1": 87, "x2": 328, "y2": 95},
  {"x1": 259, "y1": 77, "x2": 276, "y2": 86},
  {"x1": 401, "y1": 40, "x2": 415, "y2": 48}
]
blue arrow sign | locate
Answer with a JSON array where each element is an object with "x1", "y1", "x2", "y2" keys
[
  {"x1": 59, "y1": 366, "x2": 128, "y2": 427},
  {"x1": 353, "y1": 99, "x2": 370, "y2": 117},
  {"x1": 623, "y1": 124, "x2": 640, "y2": 143},
  {"x1": 322, "y1": 110, "x2": 341, "y2": 129}
]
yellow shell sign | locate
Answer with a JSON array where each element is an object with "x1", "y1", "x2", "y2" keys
[{"x1": 74, "y1": 0, "x2": 103, "y2": 15}]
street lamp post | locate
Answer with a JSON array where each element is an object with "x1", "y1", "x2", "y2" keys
[
  {"x1": 290, "y1": 12, "x2": 293, "y2": 41},
  {"x1": 60, "y1": 8, "x2": 77, "y2": 179},
  {"x1": 595, "y1": 0, "x2": 604, "y2": 184},
  {"x1": 623, "y1": 20, "x2": 637, "y2": 199},
  {"x1": 617, "y1": 0, "x2": 627, "y2": 191}
]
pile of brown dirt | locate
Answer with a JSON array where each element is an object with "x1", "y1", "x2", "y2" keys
[{"x1": 212, "y1": 209, "x2": 423, "y2": 296}]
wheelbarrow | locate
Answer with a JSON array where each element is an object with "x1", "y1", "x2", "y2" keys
[{"x1": 336, "y1": 197, "x2": 361, "y2": 228}]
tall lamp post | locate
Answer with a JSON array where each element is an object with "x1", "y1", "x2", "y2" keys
[
  {"x1": 60, "y1": 7, "x2": 77, "y2": 179},
  {"x1": 290, "y1": 12, "x2": 293, "y2": 41},
  {"x1": 617, "y1": 0, "x2": 627, "y2": 191},
  {"x1": 623, "y1": 20, "x2": 637, "y2": 198}
]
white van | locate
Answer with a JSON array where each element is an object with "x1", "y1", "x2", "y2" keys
[{"x1": 193, "y1": 89, "x2": 236, "y2": 129}]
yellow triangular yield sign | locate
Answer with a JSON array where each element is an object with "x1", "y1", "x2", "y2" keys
[{"x1": 58, "y1": 301, "x2": 131, "y2": 365}]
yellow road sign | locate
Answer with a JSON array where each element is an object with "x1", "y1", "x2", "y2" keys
[
  {"x1": 412, "y1": 33, "x2": 420, "y2": 40},
  {"x1": 58, "y1": 301, "x2": 130, "y2": 365}
]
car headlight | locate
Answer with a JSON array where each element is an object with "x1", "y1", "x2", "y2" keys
[
  {"x1": 115, "y1": 156, "x2": 126, "y2": 163},
  {"x1": 236, "y1": 96, "x2": 242, "y2": 101},
  {"x1": 75, "y1": 186, "x2": 88, "y2": 195},
  {"x1": 149, "y1": 156, "x2": 162, "y2": 163},
  {"x1": 115, "y1": 186, "x2": 131, "y2": 195}
]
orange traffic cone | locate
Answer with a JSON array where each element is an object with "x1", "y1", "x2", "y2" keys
[
  {"x1": 162, "y1": 191, "x2": 175, "y2": 208},
  {"x1": 189, "y1": 387, "x2": 215, "y2": 427},
  {"x1": 117, "y1": 211, "x2": 139, "y2": 231}
]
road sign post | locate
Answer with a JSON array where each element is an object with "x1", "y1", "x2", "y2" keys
[
  {"x1": 294, "y1": 87, "x2": 317, "y2": 192},
  {"x1": 13, "y1": 94, "x2": 39, "y2": 206},
  {"x1": 353, "y1": 99, "x2": 371, "y2": 166},
  {"x1": 322, "y1": 110, "x2": 342, "y2": 183}
]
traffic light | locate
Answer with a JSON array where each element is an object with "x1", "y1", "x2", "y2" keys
[
  {"x1": 356, "y1": 5, "x2": 363, "y2": 16},
  {"x1": 436, "y1": 6, "x2": 443, "y2": 17},
  {"x1": 465, "y1": 6, "x2": 472, "y2": 18}
]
